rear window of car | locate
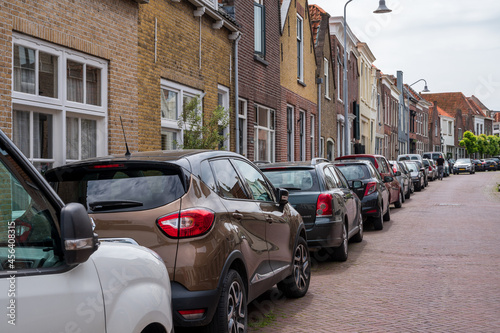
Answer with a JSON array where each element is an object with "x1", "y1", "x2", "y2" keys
[
  {"x1": 262, "y1": 168, "x2": 319, "y2": 191},
  {"x1": 432, "y1": 153, "x2": 442, "y2": 160},
  {"x1": 335, "y1": 164, "x2": 371, "y2": 181},
  {"x1": 46, "y1": 164, "x2": 185, "y2": 213}
]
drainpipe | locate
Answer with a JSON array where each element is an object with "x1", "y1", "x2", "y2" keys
[
  {"x1": 317, "y1": 77, "x2": 323, "y2": 157},
  {"x1": 230, "y1": 32, "x2": 242, "y2": 154}
]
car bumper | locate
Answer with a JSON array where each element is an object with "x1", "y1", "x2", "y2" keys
[
  {"x1": 454, "y1": 167, "x2": 472, "y2": 173},
  {"x1": 306, "y1": 216, "x2": 344, "y2": 249},
  {"x1": 171, "y1": 282, "x2": 220, "y2": 327},
  {"x1": 360, "y1": 193, "x2": 381, "y2": 218}
]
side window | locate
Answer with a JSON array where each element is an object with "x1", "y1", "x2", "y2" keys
[
  {"x1": 371, "y1": 165, "x2": 383, "y2": 182},
  {"x1": 210, "y1": 159, "x2": 249, "y2": 199},
  {"x1": 323, "y1": 167, "x2": 338, "y2": 189},
  {"x1": 377, "y1": 158, "x2": 388, "y2": 174},
  {"x1": 0, "y1": 154, "x2": 62, "y2": 271},
  {"x1": 332, "y1": 167, "x2": 349, "y2": 189},
  {"x1": 232, "y1": 159, "x2": 274, "y2": 202},
  {"x1": 200, "y1": 160, "x2": 217, "y2": 192}
]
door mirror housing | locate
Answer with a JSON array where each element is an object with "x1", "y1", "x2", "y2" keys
[
  {"x1": 277, "y1": 188, "x2": 289, "y2": 205},
  {"x1": 384, "y1": 176, "x2": 394, "y2": 183},
  {"x1": 61, "y1": 202, "x2": 99, "y2": 265},
  {"x1": 395, "y1": 171, "x2": 401, "y2": 176}
]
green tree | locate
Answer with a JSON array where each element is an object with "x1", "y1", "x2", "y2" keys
[
  {"x1": 177, "y1": 96, "x2": 230, "y2": 150},
  {"x1": 476, "y1": 134, "x2": 488, "y2": 158},
  {"x1": 488, "y1": 135, "x2": 500, "y2": 156},
  {"x1": 459, "y1": 131, "x2": 478, "y2": 157}
]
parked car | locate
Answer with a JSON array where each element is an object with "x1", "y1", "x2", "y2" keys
[
  {"x1": 399, "y1": 154, "x2": 428, "y2": 187},
  {"x1": 483, "y1": 159, "x2": 497, "y2": 171},
  {"x1": 46, "y1": 150, "x2": 310, "y2": 331},
  {"x1": 398, "y1": 161, "x2": 415, "y2": 193},
  {"x1": 453, "y1": 158, "x2": 475, "y2": 174},
  {"x1": 422, "y1": 159, "x2": 437, "y2": 181},
  {"x1": 486, "y1": 157, "x2": 500, "y2": 170},
  {"x1": 472, "y1": 159, "x2": 484, "y2": 171},
  {"x1": 335, "y1": 154, "x2": 403, "y2": 208},
  {"x1": 0, "y1": 129, "x2": 174, "y2": 333},
  {"x1": 389, "y1": 160, "x2": 411, "y2": 201},
  {"x1": 334, "y1": 160, "x2": 390, "y2": 230},
  {"x1": 448, "y1": 158, "x2": 455, "y2": 170},
  {"x1": 260, "y1": 159, "x2": 363, "y2": 261},
  {"x1": 403, "y1": 161, "x2": 425, "y2": 191},
  {"x1": 443, "y1": 160, "x2": 450, "y2": 177},
  {"x1": 422, "y1": 151, "x2": 445, "y2": 161}
]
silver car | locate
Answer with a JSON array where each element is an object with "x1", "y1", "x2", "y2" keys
[
  {"x1": 390, "y1": 160, "x2": 411, "y2": 200},
  {"x1": 453, "y1": 158, "x2": 475, "y2": 175}
]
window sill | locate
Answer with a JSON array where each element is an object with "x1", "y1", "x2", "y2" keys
[
  {"x1": 297, "y1": 80, "x2": 306, "y2": 87},
  {"x1": 254, "y1": 55, "x2": 268, "y2": 66}
]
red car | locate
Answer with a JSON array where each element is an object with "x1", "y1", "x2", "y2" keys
[{"x1": 335, "y1": 154, "x2": 403, "y2": 208}]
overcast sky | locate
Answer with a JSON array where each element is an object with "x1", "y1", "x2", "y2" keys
[{"x1": 308, "y1": 0, "x2": 500, "y2": 112}]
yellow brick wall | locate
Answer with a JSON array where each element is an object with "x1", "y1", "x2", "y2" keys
[{"x1": 138, "y1": 0, "x2": 235, "y2": 151}]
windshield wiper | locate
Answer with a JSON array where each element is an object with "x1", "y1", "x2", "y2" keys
[{"x1": 88, "y1": 200, "x2": 143, "y2": 211}]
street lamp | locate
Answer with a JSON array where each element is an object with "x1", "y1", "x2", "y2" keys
[
  {"x1": 405, "y1": 78, "x2": 430, "y2": 154},
  {"x1": 409, "y1": 78, "x2": 430, "y2": 93},
  {"x1": 343, "y1": 1, "x2": 391, "y2": 156}
]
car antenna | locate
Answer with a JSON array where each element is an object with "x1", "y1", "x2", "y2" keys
[{"x1": 120, "y1": 116, "x2": 131, "y2": 158}]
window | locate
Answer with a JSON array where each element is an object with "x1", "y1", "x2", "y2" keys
[
  {"x1": 287, "y1": 106, "x2": 294, "y2": 161},
  {"x1": 211, "y1": 159, "x2": 249, "y2": 199},
  {"x1": 233, "y1": 159, "x2": 274, "y2": 202},
  {"x1": 296, "y1": 15, "x2": 303, "y2": 81},
  {"x1": 326, "y1": 139, "x2": 334, "y2": 161},
  {"x1": 299, "y1": 111, "x2": 305, "y2": 161},
  {"x1": 320, "y1": 137, "x2": 325, "y2": 158},
  {"x1": 337, "y1": 48, "x2": 342, "y2": 101},
  {"x1": 310, "y1": 115, "x2": 315, "y2": 159},
  {"x1": 12, "y1": 34, "x2": 107, "y2": 171},
  {"x1": 238, "y1": 99, "x2": 248, "y2": 157},
  {"x1": 218, "y1": 85, "x2": 230, "y2": 151},
  {"x1": 254, "y1": 1, "x2": 266, "y2": 58},
  {"x1": 160, "y1": 80, "x2": 202, "y2": 150},
  {"x1": 324, "y1": 58, "x2": 329, "y2": 98},
  {"x1": 254, "y1": 105, "x2": 275, "y2": 162}
]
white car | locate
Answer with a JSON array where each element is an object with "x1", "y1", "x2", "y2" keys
[
  {"x1": 0, "y1": 129, "x2": 173, "y2": 333},
  {"x1": 453, "y1": 158, "x2": 475, "y2": 175}
]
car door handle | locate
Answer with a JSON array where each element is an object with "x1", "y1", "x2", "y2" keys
[
  {"x1": 265, "y1": 216, "x2": 273, "y2": 224},
  {"x1": 232, "y1": 213, "x2": 243, "y2": 220}
]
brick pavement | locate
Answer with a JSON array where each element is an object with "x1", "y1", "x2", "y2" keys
[{"x1": 248, "y1": 171, "x2": 500, "y2": 332}]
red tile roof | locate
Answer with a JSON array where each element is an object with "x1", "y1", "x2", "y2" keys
[
  {"x1": 421, "y1": 92, "x2": 476, "y2": 118},
  {"x1": 437, "y1": 106, "x2": 452, "y2": 118},
  {"x1": 309, "y1": 4, "x2": 327, "y2": 45}
]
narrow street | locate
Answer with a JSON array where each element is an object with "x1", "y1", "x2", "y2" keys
[{"x1": 248, "y1": 171, "x2": 500, "y2": 332}]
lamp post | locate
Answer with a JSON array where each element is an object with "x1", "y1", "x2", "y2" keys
[
  {"x1": 343, "y1": 0, "x2": 391, "y2": 156},
  {"x1": 405, "y1": 78, "x2": 430, "y2": 154}
]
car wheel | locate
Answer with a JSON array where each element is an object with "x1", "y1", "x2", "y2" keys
[
  {"x1": 415, "y1": 181, "x2": 421, "y2": 191},
  {"x1": 383, "y1": 203, "x2": 391, "y2": 222},
  {"x1": 277, "y1": 237, "x2": 310, "y2": 298},
  {"x1": 373, "y1": 204, "x2": 384, "y2": 230},
  {"x1": 351, "y1": 213, "x2": 363, "y2": 242},
  {"x1": 207, "y1": 269, "x2": 246, "y2": 333},
  {"x1": 405, "y1": 187, "x2": 411, "y2": 199},
  {"x1": 401, "y1": 189, "x2": 405, "y2": 203},
  {"x1": 332, "y1": 222, "x2": 348, "y2": 261},
  {"x1": 394, "y1": 190, "x2": 403, "y2": 208}
]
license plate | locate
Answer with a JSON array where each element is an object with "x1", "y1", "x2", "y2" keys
[{"x1": 459, "y1": 168, "x2": 465, "y2": 171}]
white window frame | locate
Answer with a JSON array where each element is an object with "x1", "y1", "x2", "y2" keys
[
  {"x1": 254, "y1": 104, "x2": 275, "y2": 163},
  {"x1": 238, "y1": 98, "x2": 248, "y2": 157},
  {"x1": 254, "y1": 0, "x2": 265, "y2": 57},
  {"x1": 324, "y1": 58, "x2": 330, "y2": 99},
  {"x1": 287, "y1": 105, "x2": 295, "y2": 161},
  {"x1": 296, "y1": 14, "x2": 304, "y2": 82},
  {"x1": 310, "y1": 114, "x2": 315, "y2": 159},
  {"x1": 337, "y1": 50, "x2": 342, "y2": 102},
  {"x1": 160, "y1": 79, "x2": 203, "y2": 149},
  {"x1": 299, "y1": 110, "x2": 306, "y2": 161},
  {"x1": 218, "y1": 85, "x2": 230, "y2": 151},
  {"x1": 12, "y1": 33, "x2": 107, "y2": 170}
]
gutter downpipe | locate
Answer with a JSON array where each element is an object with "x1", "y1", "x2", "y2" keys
[
  {"x1": 317, "y1": 78, "x2": 322, "y2": 157},
  {"x1": 233, "y1": 32, "x2": 242, "y2": 154}
]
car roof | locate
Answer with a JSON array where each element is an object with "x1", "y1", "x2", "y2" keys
[
  {"x1": 333, "y1": 159, "x2": 373, "y2": 166},
  {"x1": 259, "y1": 159, "x2": 331, "y2": 169}
]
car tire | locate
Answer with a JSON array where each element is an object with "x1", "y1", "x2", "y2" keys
[
  {"x1": 373, "y1": 204, "x2": 384, "y2": 230},
  {"x1": 351, "y1": 213, "x2": 363, "y2": 243},
  {"x1": 382, "y1": 203, "x2": 391, "y2": 222},
  {"x1": 207, "y1": 269, "x2": 247, "y2": 333},
  {"x1": 405, "y1": 187, "x2": 411, "y2": 200},
  {"x1": 394, "y1": 190, "x2": 403, "y2": 208},
  {"x1": 401, "y1": 189, "x2": 405, "y2": 203},
  {"x1": 277, "y1": 237, "x2": 310, "y2": 298},
  {"x1": 332, "y1": 222, "x2": 348, "y2": 262}
]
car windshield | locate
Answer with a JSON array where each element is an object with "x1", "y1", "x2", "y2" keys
[
  {"x1": 46, "y1": 164, "x2": 186, "y2": 213},
  {"x1": 335, "y1": 164, "x2": 371, "y2": 181},
  {"x1": 405, "y1": 163, "x2": 419, "y2": 172},
  {"x1": 262, "y1": 169, "x2": 319, "y2": 191},
  {"x1": 456, "y1": 159, "x2": 470, "y2": 164}
]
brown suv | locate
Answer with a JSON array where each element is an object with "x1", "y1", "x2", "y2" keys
[{"x1": 45, "y1": 150, "x2": 310, "y2": 331}]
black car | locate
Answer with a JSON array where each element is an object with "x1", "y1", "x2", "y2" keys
[
  {"x1": 334, "y1": 160, "x2": 391, "y2": 230},
  {"x1": 472, "y1": 159, "x2": 484, "y2": 171},
  {"x1": 260, "y1": 158, "x2": 363, "y2": 261},
  {"x1": 403, "y1": 161, "x2": 425, "y2": 191},
  {"x1": 483, "y1": 159, "x2": 497, "y2": 171}
]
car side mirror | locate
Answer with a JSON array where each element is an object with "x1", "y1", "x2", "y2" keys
[
  {"x1": 395, "y1": 171, "x2": 401, "y2": 176},
  {"x1": 61, "y1": 203, "x2": 99, "y2": 265},
  {"x1": 352, "y1": 180, "x2": 362, "y2": 189},
  {"x1": 277, "y1": 188, "x2": 289, "y2": 205},
  {"x1": 384, "y1": 176, "x2": 394, "y2": 183}
]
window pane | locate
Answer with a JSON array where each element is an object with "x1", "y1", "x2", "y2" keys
[
  {"x1": 161, "y1": 130, "x2": 177, "y2": 150},
  {"x1": 86, "y1": 66, "x2": 101, "y2": 106},
  {"x1": 13, "y1": 110, "x2": 30, "y2": 157},
  {"x1": 33, "y1": 113, "x2": 53, "y2": 159},
  {"x1": 39, "y1": 51, "x2": 58, "y2": 98},
  {"x1": 258, "y1": 129, "x2": 268, "y2": 161},
  {"x1": 13, "y1": 45, "x2": 36, "y2": 94},
  {"x1": 67, "y1": 60, "x2": 83, "y2": 103},
  {"x1": 258, "y1": 107, "x2": 268, "y2": 127},
  {"x1": 254, "y1": 5, "x2": 263, "y2": 54},
  {"x1": 233, "y1": 160, "x2": 273, "y2": 201},
  {"x1": 66, "y1": 117, "x2": 79, "y2": 160},
  {"x1": 81, "y1": 119, "x2": 97, "y2": 159},
  {"x1": 161, "y1": 89, "x2": 178, "y2": 120},
  {"x1": 211, "y1": 159, "x2": 249, "y2": 199}
]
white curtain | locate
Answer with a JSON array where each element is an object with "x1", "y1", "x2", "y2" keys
[
  {"x1": 67, "y1": 60, "x2": 83, "y2": 103},
  {"x1": 66, "y1": 117, "x2": 79, "y2": 160},
  {"x1": 81, "y1": 119, "x2": 96, "y2": 159},
  {"x1": 13, "y1": 110, "x2": 30, "y2": 156}
]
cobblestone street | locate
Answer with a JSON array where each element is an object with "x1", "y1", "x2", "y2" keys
[{"x1": 248, "y1": 171, "x2": 500, "y2": 332}]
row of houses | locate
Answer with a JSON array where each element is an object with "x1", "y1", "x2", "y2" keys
[{"x1": 1, "y1": 0, "x2": 498, "y2": 174}]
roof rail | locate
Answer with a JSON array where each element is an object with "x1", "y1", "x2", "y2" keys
[{"x1": 311, "y1": 158, "x2": 330, "y2": 165}]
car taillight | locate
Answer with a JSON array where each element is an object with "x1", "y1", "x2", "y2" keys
[
  {"x1": 392, "y1": 166, "x2": 397, "y2": 174},
  {"x1": 316, "y1": 193, "x2": 333, "y2": 216},
  {"x1": 178, "y1": 309, "x2": 206, "y2": 320},
  {"x1": 364, "y1": 182, "x2": 377, "y2": 196},
  {"x1": 428, "y1": 166, "x2": 432, "y2": 171},
  {"x1": 157, "y1": 208, "x2": 215, "y2": 238}
]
